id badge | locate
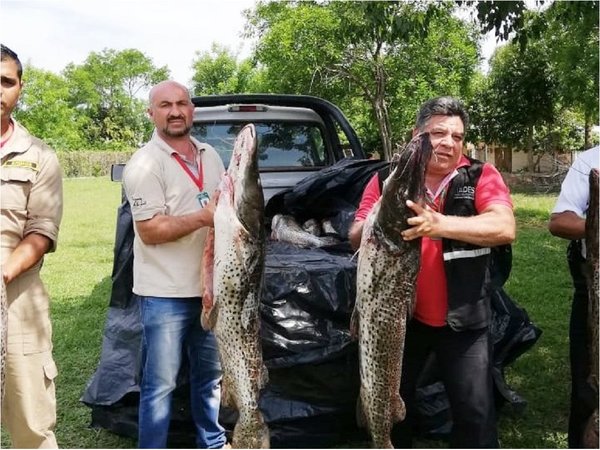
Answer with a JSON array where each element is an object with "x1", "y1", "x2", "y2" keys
[{"x1": 197, "y1": 191, "x2": 210, "y2": 208}]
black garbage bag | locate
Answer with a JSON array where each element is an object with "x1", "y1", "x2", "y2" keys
[
  {"x1": 265, "y1": 158, "x2": 387, "y2": 226},
  {"x1": 260, "y1": 353, "x2": 368, "y2": 448},
  {"x1": 255, "y1": 241, "x2": 364, "y2": 447},
  {"x1": 490, "y1": 287, "x2": 543, "y2": 414},
  {"x1": 260, "y1": 241, "x2": 356, "y2": 368},
  {"x1": 109, "y1": 199, "x2": 135, "y2": 309},
  {"x1": 80, "y1": 301, "x2": 141, "y2": 407}
]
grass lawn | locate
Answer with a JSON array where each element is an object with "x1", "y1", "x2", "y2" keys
[{"x1": 1, "y1": 178, "x2": 572, "y2": 448}]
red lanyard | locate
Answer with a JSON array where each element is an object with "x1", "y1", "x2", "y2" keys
[{"x1": 173, "y1": 152, "x2": 204, "y2": 191}]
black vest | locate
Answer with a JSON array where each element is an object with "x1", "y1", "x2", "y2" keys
[
  {"x1": 442, "y1": 159, "x2": 495, "y2": 330},
  {"x1": 377, "y1": 158, "x2": 511, "y2": 330}
]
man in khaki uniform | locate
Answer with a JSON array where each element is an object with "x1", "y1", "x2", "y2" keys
[{"x1": 1, "y1": 44, "x2": 63, "y2": 448}]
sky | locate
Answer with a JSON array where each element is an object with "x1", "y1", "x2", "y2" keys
[
  {"x1": 1, "y1": 0, "x2": 257, "y2": 85},
  {"x1": 1, "y1": 0, "x2": 502, "y2": 87}
]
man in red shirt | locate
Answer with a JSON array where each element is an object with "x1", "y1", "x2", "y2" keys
[{"x1": 349, "y1": 96, "x2": 515, "y2": 448}]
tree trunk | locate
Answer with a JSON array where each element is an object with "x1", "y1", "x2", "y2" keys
[
  {"x1": 526, "y1": 125, "x2": 535, "y2": 172},
  {"x1": 584, "y1": 110, "x2": 592, "y2": 150},
  {"x1": 374, "y1": 97, "x2": 393, "y2": 161},
  {"x1": 372, "y1": 63, "x2": 393, "y2": 161}
]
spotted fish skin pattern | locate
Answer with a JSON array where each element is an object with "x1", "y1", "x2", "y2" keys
[
  {"x1": 202, "y1": 124, "x2": 269, "y2": 449},
  {"x1": 584, "y1": 168, "x2": 599, "y2": 448},
  {"x1": 1, "y1": 277, "x2": 6, "y2": 402},
  {"x1": 352, "y1": 133, "x2": 432, "y2": 449}
]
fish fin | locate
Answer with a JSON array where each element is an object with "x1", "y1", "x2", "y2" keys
[
  {"x1": 355, "y1": 390, "x2": 368, "y2": 429},
  {"x1": 391, "y1": 392, "x2": 406, "y2": 423},
  {"x1": 260, "y1": 364, "x2": 269, "y2": 389},
  {"x1": 201, "y1": 300, "x2": 219, "y2": 331},
  {"x1": 240, "y1": 290, "x2": 261, "y2": 331},
  {"x1": 221, "y1": 373, "x2": 235, "y2": 408},
  {"x1": 349, "y1": 307, "x2": 359, "y2": 340},
  {"x1": 201, "y1": 228, "x2": 216, "y2": 331}
]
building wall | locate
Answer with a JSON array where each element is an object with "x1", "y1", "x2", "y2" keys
[{"x1": 467, "y1": 143, "x2": 575, "y2": 173}]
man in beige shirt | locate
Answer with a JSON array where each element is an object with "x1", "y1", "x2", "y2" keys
[
  {"x1": 122, "y1": 80, "x2": 226, "y2": 448},
  {"x1": 1, "y1": 44, "x2": 63, "y2": 448}
]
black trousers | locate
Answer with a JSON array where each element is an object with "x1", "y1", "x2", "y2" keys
[
  {"x1": 391, "y1": 320, "x2": 499, "y2": 448},
  {"x1": 566, "y1": 241, "x2": 596, "y2": 449}
]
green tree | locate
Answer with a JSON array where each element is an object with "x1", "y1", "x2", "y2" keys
[
  {"x1": 190, "y1": 43, "x2": 259, "y2": 95},
  {"x1": 246, "y1": 0, "x2": 479, "y2": 160},
  {"x1": 469, "y1": 1, "x2": 598, "y2": 165},
  {"x1": 542, "y1": 1, "x2": 599, "y2": 148},
  {"x1": 15, "y1": 66, "x2": 87, "y2": 151},
  {"x1": 64, "y1": 48, "x2": 169, "y2": 150},
  {"x1": 472, "y1": 39, "x2": 555, "y2": 172},
  {"x1": 462, "y1": 0, "x2": 529, "y2": 41}
]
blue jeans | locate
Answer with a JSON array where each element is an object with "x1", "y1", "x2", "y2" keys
[{"x1": 137, "y1": 296, "x2": 226, "y2": 449}]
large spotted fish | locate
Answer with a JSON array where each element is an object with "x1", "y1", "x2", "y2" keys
[
  {"x1": 583, "y1": 168, "x2": 599, "y2": 448},
  {"x1": 351, "y1": 133, "x2": 432, "y2": 448},
  {"x1": 201, "y1": 124, "x2": 269, "y2": 448}
]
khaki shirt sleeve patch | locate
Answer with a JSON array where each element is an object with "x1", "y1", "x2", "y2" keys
[{"x1": 2, "y1": 160, "x2": 39, "y2": 171}]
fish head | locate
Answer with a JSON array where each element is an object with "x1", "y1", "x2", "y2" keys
[
  {"x1": 227, "y1": 124, "x2": 265, "y2": 234},
  {"x1": 377, "y1": 133, "x2": 433, "y2": 239}
]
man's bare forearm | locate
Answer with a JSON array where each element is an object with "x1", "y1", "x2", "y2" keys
[
  {"x1": 2, "y1": 233, "x2": 52, "y2": 284},
  {"x1": 135, "y1": 209, "x2": 214, "y2": 245},
  {"x1": 548, "y1": 211, "x2": 586, "y2": 241}
]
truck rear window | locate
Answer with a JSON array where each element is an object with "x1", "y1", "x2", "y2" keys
[{"x1": 191, "y1": 122, "x2": 327, "y2": 169}]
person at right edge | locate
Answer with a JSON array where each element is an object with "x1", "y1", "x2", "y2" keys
[
  {"x1": 349, "y1": 96, "x2": 516, "y2": 448},
  {"x1": 549, "y1": 145, "x2": 599, "y2": 448}
]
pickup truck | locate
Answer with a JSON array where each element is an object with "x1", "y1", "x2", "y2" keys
[{"x1": 112, "y1": 94, "x2": 366, "y2": 202}]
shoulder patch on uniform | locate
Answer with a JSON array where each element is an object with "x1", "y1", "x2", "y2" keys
[{"x1": 2, "y1": 160, "x2": 39, "y2": 171}]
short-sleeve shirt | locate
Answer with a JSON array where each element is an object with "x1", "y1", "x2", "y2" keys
[
  {"x1": 354, "y1": 155, "x2": 513, "y2": 326},
  {"x1": 552, "y1": 146, "x2": 599, "y2": 217},
  {"x1": 552, "y1": 146, "x2": 599, "y2": 257},
  {"x1": 123, "y1": 133, "x2": 225, "y2": 297},
  {"x1": 1, "y1": 119, "x2": 63, "y2": 352},
  {"x1": 1, "y1": 119, "x2": 63, "y2": 263}
]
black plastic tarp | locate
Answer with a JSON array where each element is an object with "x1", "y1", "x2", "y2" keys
[{"x1": 82, "y1": 159, "x2": 541, "y2": 447}]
